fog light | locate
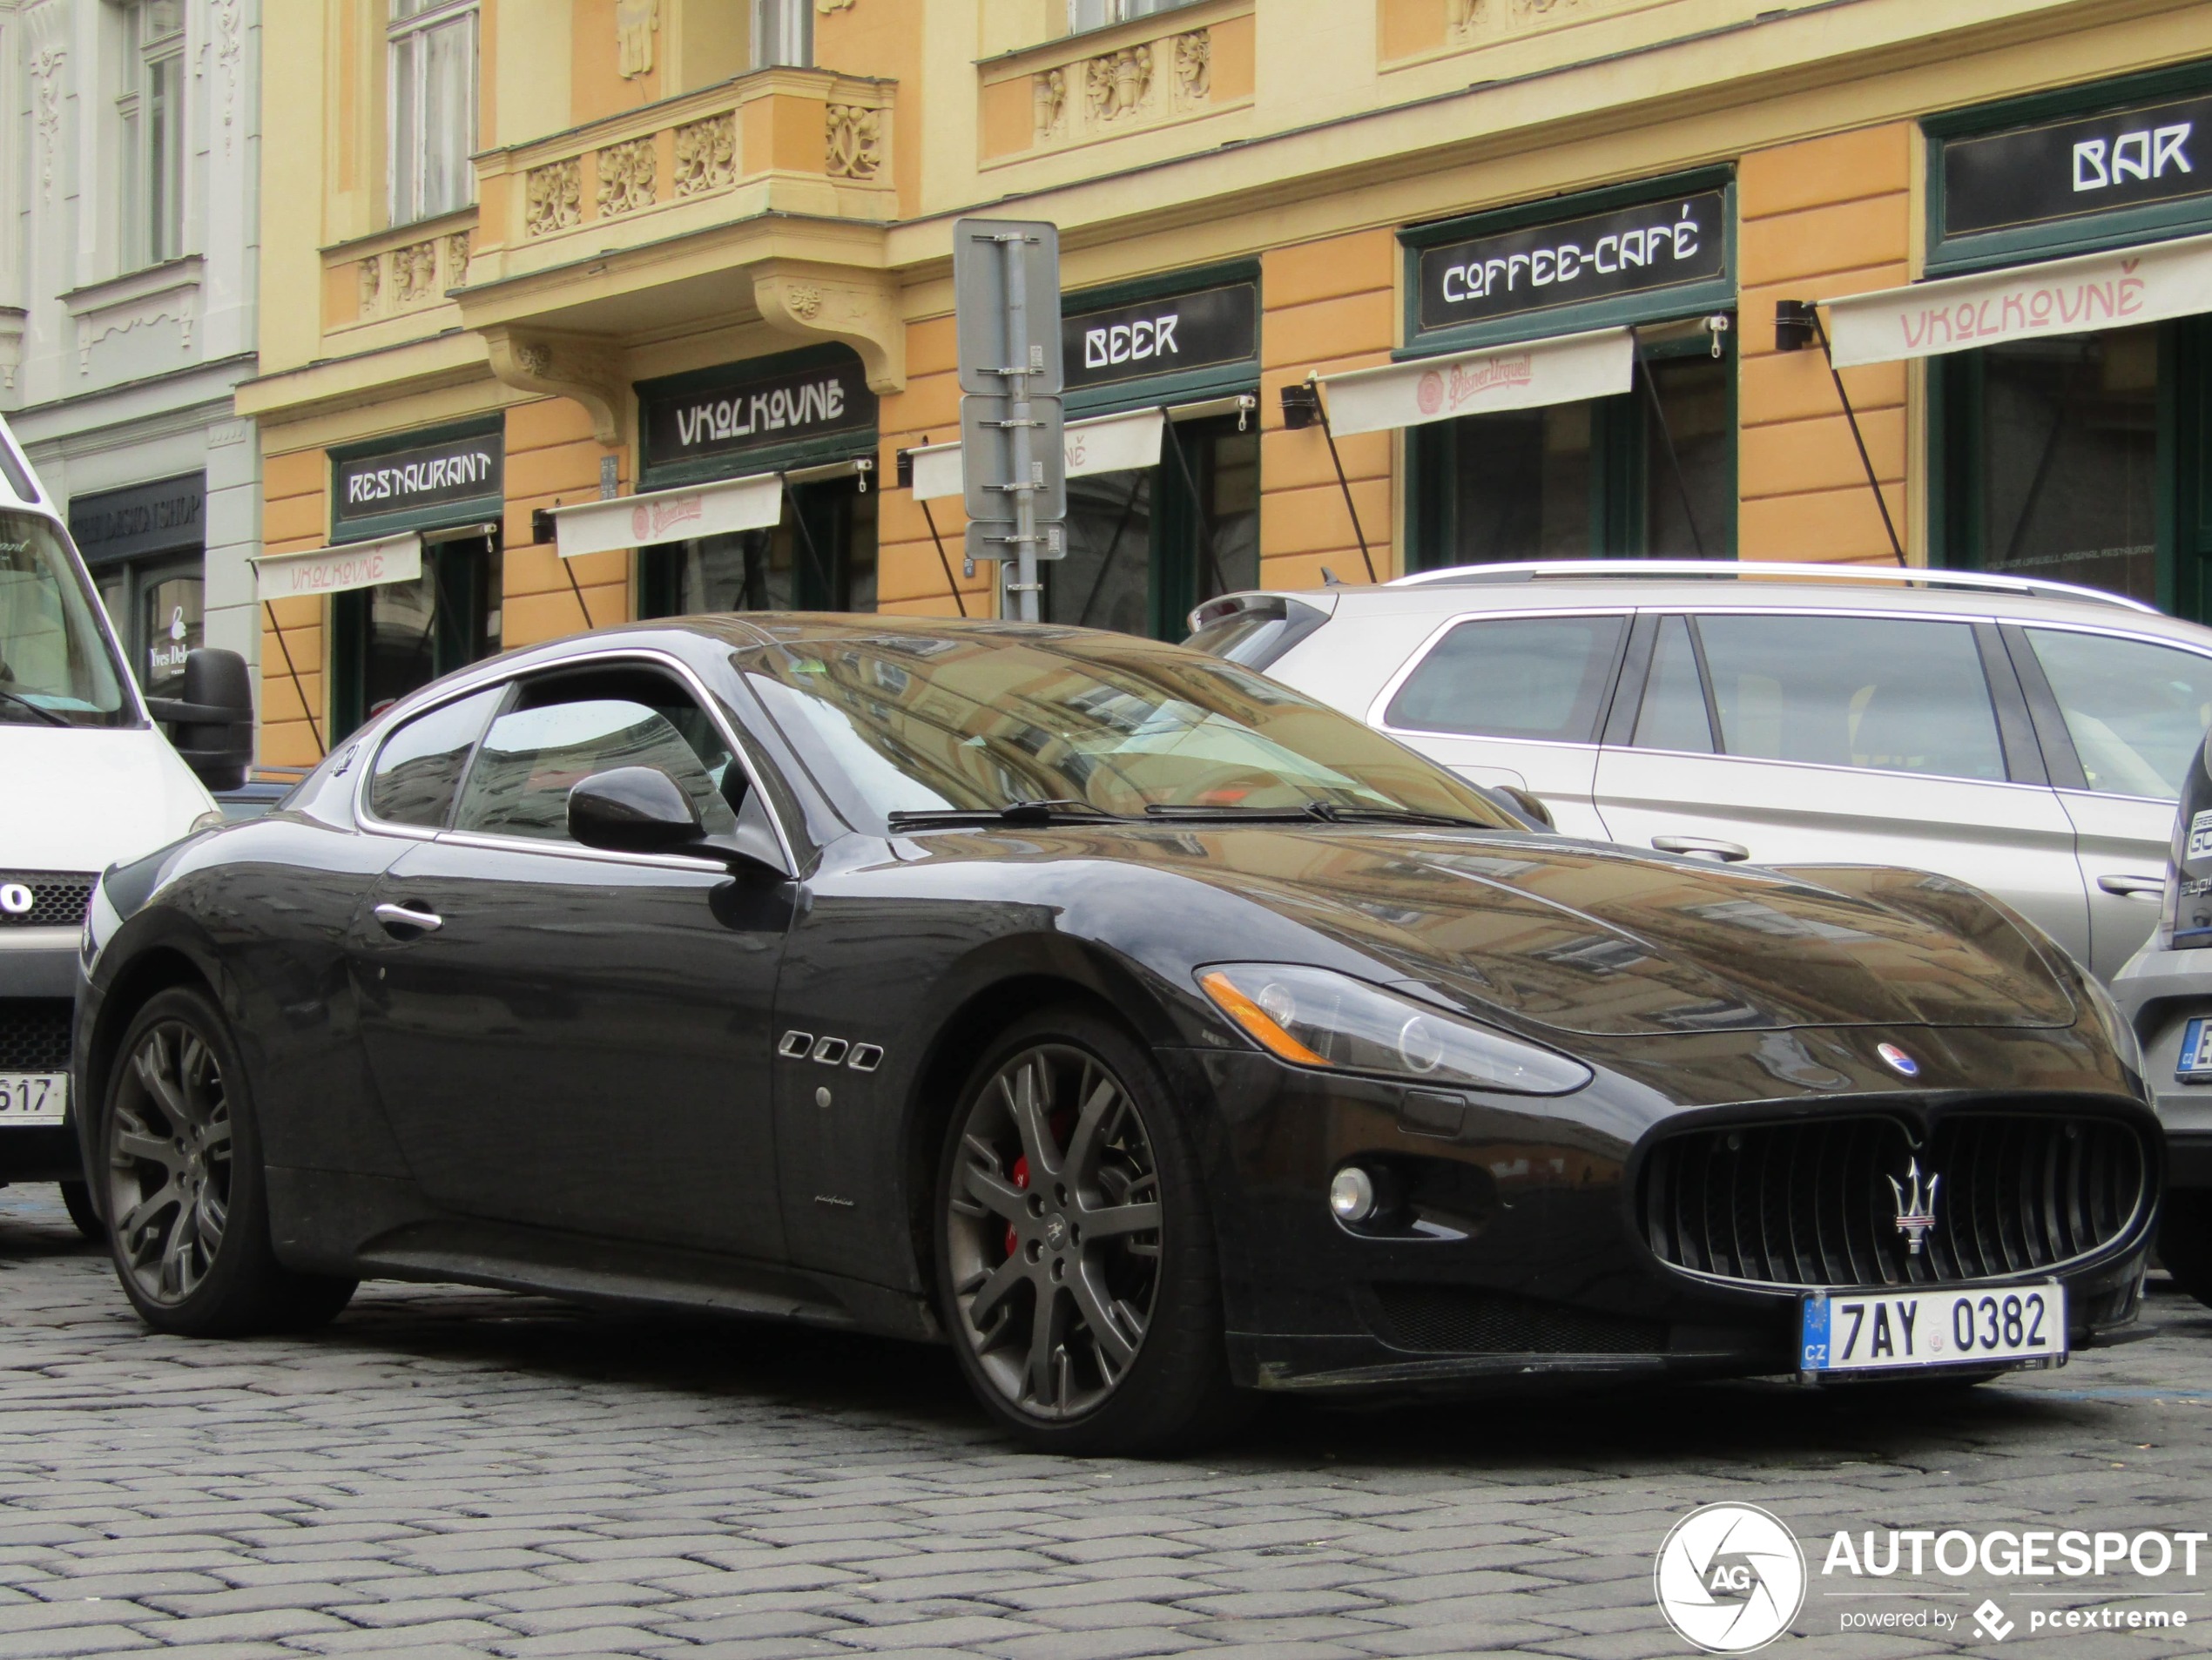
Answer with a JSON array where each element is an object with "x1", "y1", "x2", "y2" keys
[{"x1": 1329, "y1": 1165, "x2": 1377, "y2": 1224}]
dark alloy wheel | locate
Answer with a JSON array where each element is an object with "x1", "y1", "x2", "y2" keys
[
  {"x1": 936, "y1": 1007, "x2": 1242, "y2": 1455},
  {"x1": 100, "y1": 987, "x2": 357, "y2": 1336}
]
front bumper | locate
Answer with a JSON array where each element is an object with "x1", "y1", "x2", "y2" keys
[
  {"x1": 2, "y1": 931, "x2": 84, "y2": 1183},
  {"x1": 1180, "y1": 1045, "x2": 2157, "y2": 1396}
]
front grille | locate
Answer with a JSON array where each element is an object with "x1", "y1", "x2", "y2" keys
[
  {"x1": 1642, "y1": 1112, "x2": 2148, "y2": 1289},
  {"x1": 0, "y1": 871, "x2": 96, "y2": 929},
  {"x1": 0, "y1": 1001, "x2": 73, "y2": 1073},
  {"x1": 1371, "y1": 1285, "x2": 1667, "y2": 1355}
]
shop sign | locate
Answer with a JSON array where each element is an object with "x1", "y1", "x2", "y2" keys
[
  {"x1": 1062, "y1": 283, "x2": 1258, "y2": 391},
  {"x1": 253, "y1": 531, "x2": 423, "y2": 601},
  {"x1": 1943, "y1": 91, "x2": 2211, "y2": 240},
  {"x1": 68, "y1": 473, "x2": 204, "y2": 566},
  {"x1": 907, "y1": 407, "x2": 1167, "y2": 502},
  {"x1": 1825, "y1": 229, "x2": 2212, "y2": 368},
  {"x1": 553, "y1": 475, "x2": 785, "y2": 561},
  {"x1": 1321, "y1": 328, "x2": 1635, "y2": 436},
  {"x1": 334, "y1": 432, "x2": 503, "y2": 528},
  {"x1": 1415, "y1": 192, "x2": 1728, "y2": 335},
  {"x1": 641, "y1": 354, "x2": 875, "y2": 470}
]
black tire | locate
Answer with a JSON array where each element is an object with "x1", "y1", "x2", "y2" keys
[
  {"x1": 2159, "y1": 1191, "x2": 2212, "y2": 1310},
  {"x1": 934, "y1": 1004, "x2": 1244, "y2": 1456},
  {"x1": 57, "y1": 1180, "x2": 103, "y2": 1243},
  {"x1": 98, "y1": 986, "x2": 357, "y2": 1337}
]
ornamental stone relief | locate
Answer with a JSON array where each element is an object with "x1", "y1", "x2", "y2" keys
[
  {"x1": 1172, "y1": 30, "x2": 1210, "y2": 108},
  {"x1": 597, "y1": 138, "x2": 658, "y2": 217},
  {"x1": 354, "y1": 231, "x2": 471, "y2": 322},
  {"x1": 1085, "y1": 46, "x2": 1152, "y2": 125},
  {"x1": 673, "y1": 114, "x2": 737, "y2": 196},
  {"x1": 825, "y1": 104, "x2": 883, "y2": 180},
  {"x1": 392, "y1": 240, "x2": 439, "y2": 305},
  {"x1": 1028, "y1": 28, "x2": 1215, "y2": 150},
  {"x1": 446, "y1": 231, "x2": 472, "y2": 286},
  {"x1": 526, "y1": 159, "x2": 583, "y2": 236},
  {"x1": 1448, "y1": 0, "x2": 1642, "y2": 44},
  {"x1": 616, "y1": 0, "x2": 659, "y2": 78}
]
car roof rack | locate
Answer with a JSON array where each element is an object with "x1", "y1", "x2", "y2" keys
[{"x1": 1386, "y1": 559, "x2": 2161, "y2": 614}]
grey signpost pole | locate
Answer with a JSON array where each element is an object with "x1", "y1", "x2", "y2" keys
[{"x1": 954, "y1": 219, "x2": 1063, "y2": 622}]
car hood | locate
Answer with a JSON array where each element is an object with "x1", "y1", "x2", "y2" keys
[
  {"x1": 0, "y1": 725, "x2": 213, "y2": 876},
  {"x1": 1096, "y1": 827, "x2": 2078, "y2": 1037}
]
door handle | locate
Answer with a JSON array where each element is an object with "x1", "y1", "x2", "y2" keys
[
  {"x1": 1652, "y1": 835, "x2": 1751, "y2": 863},
  {"x1": 2097, "y1": 874, "x2": 2167, "y2": 902},
  {"x1": 373, "y1": 901, "x2": 443, "y2": 936}
]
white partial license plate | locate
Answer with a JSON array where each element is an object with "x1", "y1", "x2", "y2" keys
[
  {"x1": 0, "y1": 1073, "x2": 67, "y2": 1125},
  {"x1": 1800, "y1": 1282, "x2": 2066, "y2": 1374},
  {"x1": 2177, "y1": 1016, "x2": 2212, "y2": 1083}
]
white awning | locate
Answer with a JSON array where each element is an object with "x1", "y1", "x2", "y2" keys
[
  {"x1": 251, "y1": 531, "x2": 421, "y2": 601},
  {"x1": 1824, "y1": 231, "x2": 2212, "y2": 368},
  {"x1": 1318, "y1": 327, "x2": 1635, "y2": 436},
  {"x1": 907, "y1": 406, "x2": 1171, "y2": 503},
  {"x1": 549, "y1": 472, "x2": 784, "y2": 560}
]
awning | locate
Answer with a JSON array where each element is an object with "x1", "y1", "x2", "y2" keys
[
  {"x1": 548, "y1": 472, "x2": 784, "y2": 561},
  {"x1": 1318, "y1": 327, "x2": 1635, "y2": 436},
  {"x1": 251, "y1": 531, "x2": 421, "y2": 600},
  {"x1": 907, "y1": 405, "x2": 1186, "y2": 503},
  {"x1": 1825, "y1": 230, "x2": 2212, "y2": 368}
]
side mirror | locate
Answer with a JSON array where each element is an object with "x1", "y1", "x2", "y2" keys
[
  {"x1": 145, "y1": 647, "x2": 253, "y2": 793},
  {"x1": 1500, "y1": 786, "x2": 1554, "y2": 831},
  {"x1": 568, "y1": 766, "x2": 706, "y2": 854},
  {"x1": 567, "y1": 766, "x2": 792, "y2": 879}
]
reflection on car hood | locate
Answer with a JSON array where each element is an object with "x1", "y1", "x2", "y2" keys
[{"x1": 1103, "y1": 827, "x2": 2076, "y2": 1036}]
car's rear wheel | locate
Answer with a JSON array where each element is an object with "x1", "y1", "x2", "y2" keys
[
  {"x1": 100, "y1": 987, "x2": 357, "y2": 1336},
  {"x1": 935, "y1": 1007, "x2": 1240, "y2": 1455},
  {"x1": 2158, "y1": 1191, "x2": 2212, "y2": 1310}
]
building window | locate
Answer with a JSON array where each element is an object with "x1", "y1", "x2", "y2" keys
[
  {"x1": 388, "y1": 0, "x2": 479, "y2": 226},
  {"x1": 1066, "y1": 0, "x2": 1203, "y2": 32},
  {"x1": 119, "y1": 0, "x2": 186, "y2": 267},
  {"x1": 332, "y1": 534, "x2": 502, "y2": 739},
  {"x1": 752, "y1": 0, "x2": 812, "y2": 67},
  {"x1": 1411, "y1": 322, "x2": 1736, "y2": 568},
  {"x1": 643, "y1": 480, "x2": 877, "y2": 617}
]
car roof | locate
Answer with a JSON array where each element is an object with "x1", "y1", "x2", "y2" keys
[{"x1": 1214, "y1": 561, "x2": 2212, "y2": 647}]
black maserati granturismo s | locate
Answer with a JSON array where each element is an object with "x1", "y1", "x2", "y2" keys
[{"x1": 75, "y1": 616, "x2": 2157, "y2": 1453}]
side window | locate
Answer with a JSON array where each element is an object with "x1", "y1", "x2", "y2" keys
[
  {"x1": 1384, "y1": 615, "x2": 1628, "y2": 743},
  {"x1": 453, "y1": 666, "x2": 743, "y2": 844},
  {"x1": 1634, "y1": 615, "x2": 1714, "y2": 753},
  {"x1": 2026, "y1": 628, "x2": 2212, "y2": 800},
  {"x1": 1694, "y1": 615, "x2": 2006, "y2": 781},
  {"x1": 366, "y1": 686, "x2": 502, "y2": 828}
]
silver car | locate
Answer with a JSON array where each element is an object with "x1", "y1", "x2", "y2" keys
[{"x1": 1190, "y1": 560, "x2": 2212, "y2": 982}]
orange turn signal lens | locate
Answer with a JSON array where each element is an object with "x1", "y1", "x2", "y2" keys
[{"x1": 1200, "y1": 970, "x2": 1332, "y2": 1068}]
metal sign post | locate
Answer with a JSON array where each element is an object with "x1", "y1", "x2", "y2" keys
[{"x1": 954, "y1": 219, "x2": 1064, "y2": 621}]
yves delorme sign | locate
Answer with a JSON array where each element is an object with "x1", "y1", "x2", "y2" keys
[
  {"x1": 334, "y1": 431, "x2": 503, "y2": 529},
  {"x1": 640, "y1": 354, "x2": 875, "y2": 472},
  {"x1": 1944, "y1": 91, "x2": 2209, "y2": 240},
  {"x1": 1060, "y1": 283, "x2": 1258, "y2": 392},
  {"x1": 1415, "y1": 191, "x2": 1729, "y2": 336},
  {"x1": 69, "y1": 473, "x2": 205, "y2": 565}
]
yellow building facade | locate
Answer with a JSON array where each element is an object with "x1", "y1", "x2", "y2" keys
[{"x1": 241, "y1": 0, "x2": 2212, "y2": 764}]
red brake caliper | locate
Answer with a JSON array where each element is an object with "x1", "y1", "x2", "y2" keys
[{"x1": 1005, "y1": 1155, "x2": 1030, "y2": 1258}]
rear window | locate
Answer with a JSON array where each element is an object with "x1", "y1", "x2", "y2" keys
[
  {"x1": 1184, "y1": 597, "x2": 1328, "y2": 671},
  {"x1": 1384, "y1": 614, "x2": 1627, "y2": 743},
  {"x1": 2025, "y1": 627, "x2": 2212, "y2": 799}
]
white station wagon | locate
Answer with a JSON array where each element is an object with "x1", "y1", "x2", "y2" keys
[{"x1": 1190, "y1": 560, "x2": 2212, "y2": 982}]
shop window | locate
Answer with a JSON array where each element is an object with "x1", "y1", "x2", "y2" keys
[
  {"x1": 753, "y1": 0, "x2": 812, "y2": 67},
  {"x1": 1938, "y1": 326, "x2": 2162, "y2": 607},
  {"x1": 643, "y1": 477, "x2": 876, "y2": 617},
  {"x1": 119, "y1": 0, "x2": 185, "y2": 267},
  {"x1": 1048, "y1": 415, "x2": 1258, "y2": 641},
  {"x1": 1411, "y1": 326, "x2": 1734, "y2": 569},
  {"x1": 333, "y1": 533, "x2": 501, "y2": 736},
  {"x1": 92, "y1": 557, "x2": 201, "y2": 702},
  {"x1": 388, "y1": 0, "x2": 478, "y2": 225}
]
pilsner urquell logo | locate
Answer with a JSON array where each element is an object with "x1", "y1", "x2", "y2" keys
[
  {"x1": 1417, "y1": 355, "x2": 1536, "y2": 417},
  {"x1": 631, "y1": 496, "x2": 704, "y2": 543}
]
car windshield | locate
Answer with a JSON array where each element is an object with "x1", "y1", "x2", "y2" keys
[
  {"x1": 0, "y1": 512, "x2": 131, "y2": 727},
  {"x1": 733, "y1": 624, "x2": 1518, "y2": 829}
]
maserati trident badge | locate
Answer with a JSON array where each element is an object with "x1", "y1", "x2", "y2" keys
[
  {"x1": 1889, "y1": 1157, "x2": 1940, "y2": 1256},
  {"x1": 1877, "y1": 1043, "x2": 1919, "y2": 1077}
]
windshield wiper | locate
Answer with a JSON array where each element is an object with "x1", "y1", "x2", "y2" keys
[
  {"x1": 887, "y1": 800, "x2": 1129, "y2": 831},
  {"x1": 1144, "y1": 801, "x2": 1494, "y2": 829},
  {"x1": 1301, "y1": 803, "x2": 1498, "y2": 830},
  {"x1": 0, "y1": 689, "x2": 70, "y2": 728}
]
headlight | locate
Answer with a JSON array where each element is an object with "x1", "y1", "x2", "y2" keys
[{"x1": 1197, "y1": 963, "x2": 1592, "y2": 1095}]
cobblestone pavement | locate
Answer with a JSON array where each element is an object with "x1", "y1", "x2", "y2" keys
[{"x1": 4, "y1": 1184, "x2": 2210, "y2": 1660}]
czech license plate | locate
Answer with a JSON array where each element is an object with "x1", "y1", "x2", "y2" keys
[
  {"x1": 0, "y1": 1073, "x2": 67, "y2": 1125},
  {"x1": 2177, "y1": 1016, "x2": 2212, "y2": 1083},
  {"x1": 1800, "y1": 1282, "x2": 2066, "y2": 1374}
]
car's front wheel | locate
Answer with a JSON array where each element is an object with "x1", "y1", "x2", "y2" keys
[
  {"x1": 935, "y1": 1007, "x2": 1241, "y2": 1455},
  {"x1": 100, "y1": 986, "x2": 357, "y2": 1336}
]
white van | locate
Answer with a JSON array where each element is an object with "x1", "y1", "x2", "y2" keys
[{"x1": 0, "y1": 415, "x2": 253, "y2": 1232}]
